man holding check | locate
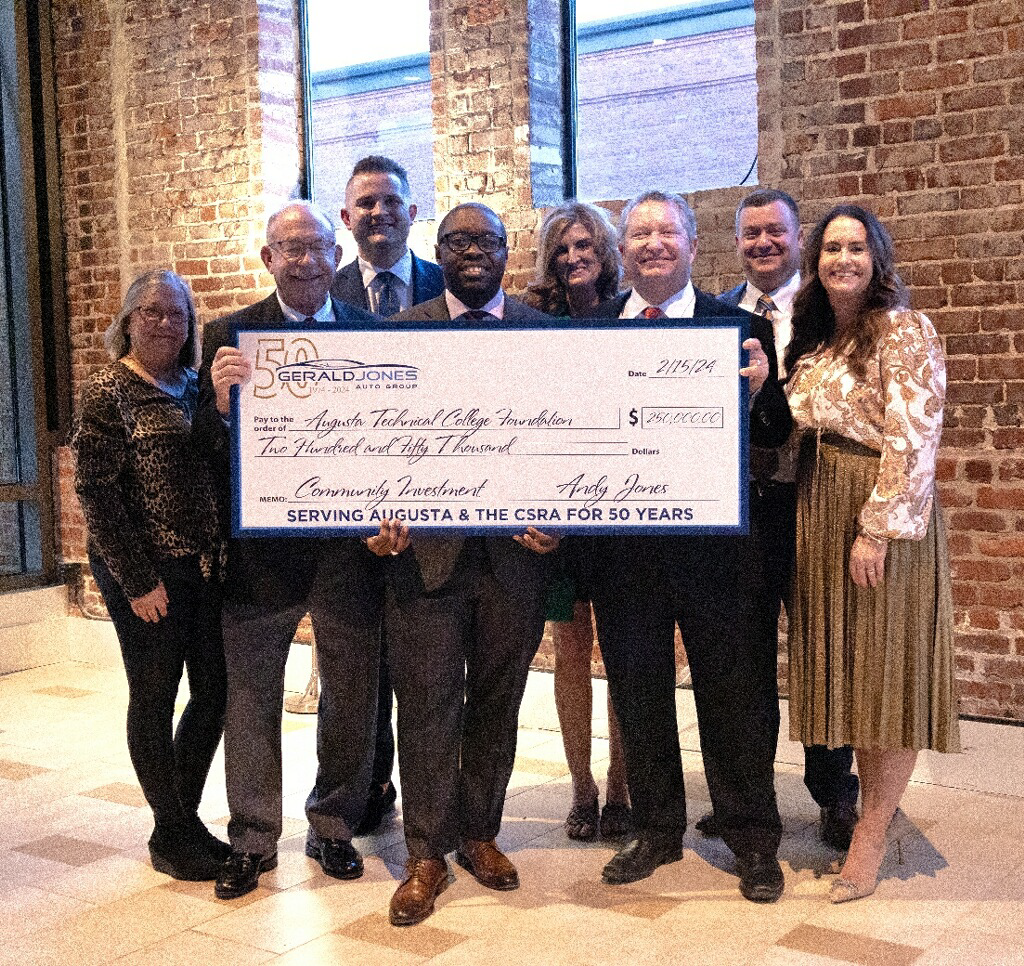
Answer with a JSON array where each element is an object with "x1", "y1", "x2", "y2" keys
[
  {"x1": 367, "y1": 203, "x2": 558, "y2": 927},
  {"x1": 196, "y1": 200, "x2": 383, "y2": 899},
  {"x1": 585, "y1": 190, "x2": 792, "y2": 902}
]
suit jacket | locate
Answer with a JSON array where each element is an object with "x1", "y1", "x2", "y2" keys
[
  {"x1": 195, "y1": 292, "x2": 383, "y2": 608},
  {"x1": 386, "y1": 292, "x2": 553, "y2": 598},
  {"x1": 329, "y1": 252, "x2": 445, "y2": 313},
  {"x1": 592, "y1": 288, "x2": 792, "y2": 449},
  {"x1": 718, "y1": 281, "x2": 746, "y2": 308}
]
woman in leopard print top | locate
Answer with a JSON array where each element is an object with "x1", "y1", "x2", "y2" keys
[{"x1": 72, "y1": 270, "x2": 228, "y2": 882}]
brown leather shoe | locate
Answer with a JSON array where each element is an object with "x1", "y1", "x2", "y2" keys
[
  {"x1": 389, "y1": 857, "x2": 450, "y2": 926},
  {"x1": 455, "y1": 838, "x2": 519, "y2": 891}
]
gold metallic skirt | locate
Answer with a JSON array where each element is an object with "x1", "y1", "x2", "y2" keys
[{"x1": 788, "y1": 434, "x2": 960, "y2": 753}]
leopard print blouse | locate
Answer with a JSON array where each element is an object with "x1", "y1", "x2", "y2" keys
[{"x1": 72, "y1": 361, "x2": 221, "y2": 600}]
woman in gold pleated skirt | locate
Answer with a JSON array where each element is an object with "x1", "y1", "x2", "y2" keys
[{"x1": 784, "y1": 205, "x2": 959, "y2": 904}]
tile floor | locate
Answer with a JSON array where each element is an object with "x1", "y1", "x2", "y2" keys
[{"x1": 2, "y1": 637, "x2": 1024, "y2": 965}]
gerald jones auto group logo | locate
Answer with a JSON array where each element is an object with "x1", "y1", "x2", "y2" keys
[{"x1": 275, "y1": 358, "x2": 419, "y2": 391}]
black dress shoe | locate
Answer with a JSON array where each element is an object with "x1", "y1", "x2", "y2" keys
[
  {"x1": 821, "y1": 801, "x2": 859, "y2": 852},
  {"x1": 694, "y1": 811, "x2": 723, "y2": 839},
  {"x1": 305, "y1": 829, "x2": 364, "y2": 880},
  {"x1": 735, "y1": 851, "x2": 784, "y2": 903},
  {"x1": 601, "y1": 835, "x2": 683, "y2": 885},
  {"x1": 355, "y1": 781, "x2": 398, "y2": 835},
  {"x1": 214, "y1": 850, "x2": 278, "y2": 899}
]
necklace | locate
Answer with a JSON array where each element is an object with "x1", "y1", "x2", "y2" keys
[{"x1": 122, "y1": 355, "x2": 188, "y2": 397}]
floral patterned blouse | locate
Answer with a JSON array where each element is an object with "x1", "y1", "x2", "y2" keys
[
  {"x1": 785, "y1": 309, "x2": 946, "y2": 541},
  {"x1": 73, "y1": 361, "x2": 221, "y2": 600}
]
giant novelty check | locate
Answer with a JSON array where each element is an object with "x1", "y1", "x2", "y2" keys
[{"x1": 231, "y1": 319, "x2": 750, "y2": 536}]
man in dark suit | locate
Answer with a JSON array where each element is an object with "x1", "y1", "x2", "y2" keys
[
  {"x1": 195, "y1": 201, "x2": 383, "y2": 899},
  {"x1": 330, "y1": 155, "x2": 444, "y2": 315},
  {"x1": 586, "y1": 190, "x2": 790, "y2": 903},
  {"x1": 703, "y1": 188, "x2": 858, "y2": 850},
  {"x1": 367, "y1": 203, "x2": 559, "y2": 927},
  {"x1": 329, "y1": 156, "x2": 444, "y2": 835}
]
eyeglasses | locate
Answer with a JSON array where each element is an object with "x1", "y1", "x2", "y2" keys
[
  {"x1": 134, "y1": 306, "x2": 187, "y2": 326},
  {"x1": 269, "y1": 240, "x2": 336, "y2": 260},
  {"x1": 439, "y1": 232, "x2": 507, "y2": 254}
]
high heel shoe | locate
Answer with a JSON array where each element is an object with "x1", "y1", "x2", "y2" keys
[
  {"x1": 829, "y1": 832, "x2": 888, "y2": 904},
  {"x1": 829, "y1": 876, "x2": 877, "y2": 904}
]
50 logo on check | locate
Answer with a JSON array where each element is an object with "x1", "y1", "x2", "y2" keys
[{"x1": 252, "y1": 337, "x2": 419, "y2": 399}]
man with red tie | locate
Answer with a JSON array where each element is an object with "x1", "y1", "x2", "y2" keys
[{"x1": 585, "y1": 190, "x2": 791, "y2": 902}]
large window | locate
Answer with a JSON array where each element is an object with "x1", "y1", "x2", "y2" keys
[
  {"x1": 572, "y1": 0, "x2": 758, "y2": 201},
  {"x1": 0, "y1": 2, "x2": 67, "y2": 588},
  {"x1": 303, "y1": 0, "x2": 435, "y2": 226}
]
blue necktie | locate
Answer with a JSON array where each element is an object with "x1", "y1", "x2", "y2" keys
[{"x1": 456, "y1": 309, "x2": 496, "y2": 323}]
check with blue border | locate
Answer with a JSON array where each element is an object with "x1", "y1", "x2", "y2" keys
[{"x1": 230, "y1": 318, "x2": 750, "y2": 537}]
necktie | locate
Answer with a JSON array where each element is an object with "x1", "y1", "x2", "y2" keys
[
  {"x1": 302, "y1": 316, "x2": 316, "y2": 325},
  {"x1": 639, "y1": 306, "x2": 666, "y2": 319},
  {"x1": 376, "y1": 271, "x2": 400, "y2": 317},
  {"x1": 456, "y1": 309, "x2": 496, "y2": 322},
  {"x1": 754, "y1": 294, "x2": 777, "y2": 324},
  {"x1": 751, "y1": 293, "x2": 780, "y2": 481}
]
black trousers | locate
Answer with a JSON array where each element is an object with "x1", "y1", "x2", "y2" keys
[
  {"x1": 90, "y1": 552, "x2": 226, "y2": 828},
  {"x1": 751, "y1": 481, "x2": 858, "y2": 809},
  {"x1": 370, "y1": 648, "x2": 396, "y2": 786},
  {"x1": 387, "y1": 544, "x2": 547, "y2": 859},
  {"x1": 590, "y1": 535, "x2": 782, "y2": 858}
]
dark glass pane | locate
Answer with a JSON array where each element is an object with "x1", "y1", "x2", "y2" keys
[
  {"x1": 307, "y1": 1, "x2": 435, "y2": 223},
  {"x1": 575, "y1": 1, "x2": 758, "y2": 201},
  {"x1": 0, "y1": 501, "x2": 41, "y2": 576}
]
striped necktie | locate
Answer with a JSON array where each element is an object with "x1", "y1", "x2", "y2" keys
[{"x1": 754, "y1": 294, "x2": 777, "y2": 324}]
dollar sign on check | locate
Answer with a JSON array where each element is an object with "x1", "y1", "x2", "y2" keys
[{"x1": 629, "y1": 408, "x2": 639, "y2": 427}]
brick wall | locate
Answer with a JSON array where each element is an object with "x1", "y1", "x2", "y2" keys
[
  {"x1": 54, "y1": 0, "x2": 302, "y2": 570},
  {"x1": 53, "y1": 0, "x2": 1023, "y2": 717}
]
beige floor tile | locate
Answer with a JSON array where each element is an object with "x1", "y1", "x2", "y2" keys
[
  {"x1": 0, "y1": 884, "x2": 94, "y2": 940},
  {"x1": 273, "y1": 931, "x2": 423, "y2": 965},
  {"x1": 113, "y1": 930, "x2": 278, "y2": 966},
  {"x1": 915, "y1": 926, "x2": 1024, "y2": 966},
  {"x1": 193, "y1": 877, "x2": 393, "y2": 954},
  {"x1": 0, "y1": 884, "x2": 226, "y2": 966},
  {"x1": 36, "y1": 852, "x2": 169, "y2": 904}
]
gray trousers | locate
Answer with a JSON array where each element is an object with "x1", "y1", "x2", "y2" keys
[{"x1": 222, "y1": 586, "x2": 380, "y2": 855}]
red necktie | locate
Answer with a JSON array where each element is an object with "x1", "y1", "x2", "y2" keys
[{"x1": 639, "y1": 306, "x2": 666, "y2": 319}]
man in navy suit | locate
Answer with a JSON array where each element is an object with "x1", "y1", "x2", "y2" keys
[
  {"x1": 586, "y1": 190, "x2": 789, "y2": 903},
  {"x1": 705, "y1": 188, "x2": 858, "y2": 851},
  {"x1": 329, "y1": 156, "x2": 444, "y2": 834},
  {"x1": 196, "y1": 201, "x2": 383, "y2": 899},
  {"x1": 330, "y1": 155, "x2": 444, "y2": 315},
  {"x1": 368, "y1": 203, "x2": 558, "y2": 927}
]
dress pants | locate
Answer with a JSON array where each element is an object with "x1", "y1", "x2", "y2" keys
[
  {"x1": 221, "y1": 551, "x2": 381, "y2": 855},
  {"x1": 751, "y1": 481, "x2": 858, "y2": 809},
  {"x1": 387, "y1": 542, "x2": 547, "y2": 859},
  {"x1": 370, "y1": 649, "x2": 396, "y2": 786},
  {"x1": 590, "y1": 535, "x2": 782, "y2": 858}
]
